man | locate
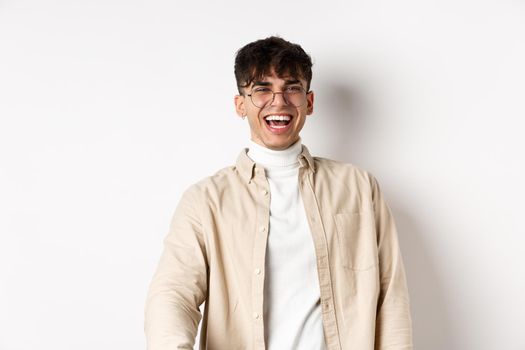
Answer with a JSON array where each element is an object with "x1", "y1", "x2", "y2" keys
[{"x1": 145, "y1": 36, "x2": 413, "y2": 350}]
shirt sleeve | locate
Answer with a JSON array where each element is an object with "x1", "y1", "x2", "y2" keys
[
  {"x1": 368, "y1": 174, "x2": 413, "y2": 350},
  {"x1": 144, "y1": 186, "x2": 208, "y2": 350}
]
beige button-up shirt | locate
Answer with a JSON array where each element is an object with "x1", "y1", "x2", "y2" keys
[{"x1": 144, "y1": 145, "x2": 413, "y2": 350}]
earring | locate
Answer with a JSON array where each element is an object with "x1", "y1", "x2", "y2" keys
[{"x1": 242, "y1": 115, "x2": 247, "y2": 120}]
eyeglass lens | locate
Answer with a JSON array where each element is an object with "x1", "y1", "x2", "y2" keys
[{"x1": 251, "y1": 88, "x2": 307, "y2": 108}]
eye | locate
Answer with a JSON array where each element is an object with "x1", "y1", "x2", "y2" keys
[
  {"x1": 286, "y1": 86, "x2": 303, "y2": 93},
  {"x1": 253, "y1": 87, "x2": 272, "y2": 93}
]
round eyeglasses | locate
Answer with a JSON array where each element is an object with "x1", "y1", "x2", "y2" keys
[{"x1": 246, "y1": 85, "x2": 310, "y2": 108}]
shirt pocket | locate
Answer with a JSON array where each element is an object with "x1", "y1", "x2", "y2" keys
[{"x1": 333, "y1": 212, "x2": 379, "y2": 271}]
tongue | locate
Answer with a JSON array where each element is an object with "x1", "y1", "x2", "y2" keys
[{"x1": 269, "y1": 120, "x2": 289, "y2": 126}]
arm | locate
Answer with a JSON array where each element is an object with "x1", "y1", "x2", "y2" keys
[
  {"x1": 369, "y1": 174, "x2": 413, "y2": 349},
  {"x1": 144, "y1": 186, "x2": 208, "y2": 350}
]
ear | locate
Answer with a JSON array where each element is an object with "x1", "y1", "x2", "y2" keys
[
  {"x1": 306, "y1": 90, "x2": 314, "y2": 115},
  {"x1": 234, "y1": 94, "x2": 246, "y2": 118}
]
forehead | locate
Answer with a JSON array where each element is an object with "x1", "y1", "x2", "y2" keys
[{"x1": 250, "y1": 73, "x2": 305, "y2": 87}]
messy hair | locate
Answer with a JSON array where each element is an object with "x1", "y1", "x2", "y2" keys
[{"x1": 234, "y1": 36, "x2": 313, "y2": 94}]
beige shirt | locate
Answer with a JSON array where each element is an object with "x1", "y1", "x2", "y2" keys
[{"x1": 144, "y1": 145, "x2": 413, "y2": 350}]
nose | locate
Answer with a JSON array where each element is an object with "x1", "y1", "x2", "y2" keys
[{"x1": 270, "y1": 91, "x2": 289, "y2": 106}]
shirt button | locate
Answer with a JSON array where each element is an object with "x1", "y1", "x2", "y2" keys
[
  {"x1": 261, "y1": 189, "x2": 268, "y2": 195},
  {"x1": 253, "y1": 312, "x2": 260, "y2": 320},
  {"x1": 259, "y1": 226, "x2": 266, "y2": 232},
  {"x1": 254, "y1": 268, "x2": 261, "y2": 275}
]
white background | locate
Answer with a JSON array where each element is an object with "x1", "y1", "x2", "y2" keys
[{"x1": 1, "y1": 1, "x2": 524, "y2": 349}]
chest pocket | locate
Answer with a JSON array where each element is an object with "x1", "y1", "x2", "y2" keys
[{"x1": 334, "y1": 212, "x2": 379, "y2": 271}]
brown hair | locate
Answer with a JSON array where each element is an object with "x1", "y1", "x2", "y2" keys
[{"x1": 234, "y1": 36, "x2": 313, "y2": 94}]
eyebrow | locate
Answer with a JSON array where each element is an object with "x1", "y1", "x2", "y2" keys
[{"x1": 252, "y1": 79, "x2": 302, "y2": 87}]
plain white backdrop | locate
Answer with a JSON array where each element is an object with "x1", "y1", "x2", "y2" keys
[{"x1": 1, "y1": 0, "x2": 524, "y2": 349}]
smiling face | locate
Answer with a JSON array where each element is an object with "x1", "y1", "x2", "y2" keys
[{"x1": 234, "y1": 71, "x2": 314, "y2": 150}]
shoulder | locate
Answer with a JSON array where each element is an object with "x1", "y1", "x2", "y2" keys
[
  {"x1": 313, "y1": 155, "x2": 377, "y2": 185},
  {"x1": 180, "y1": 164, "x2": 240, "y2": 201},
  {"x1": 312, "y1": 156, "x2": 386, "y2": 209}
]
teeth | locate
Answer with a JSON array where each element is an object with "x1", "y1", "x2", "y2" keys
[{"x1": 264, "y1": 115, "x2": 291, "y2": 121}]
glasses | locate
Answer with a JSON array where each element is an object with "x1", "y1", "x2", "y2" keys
[{"x1": 246, "y1": 85, "x2": 310, "y2": 108}]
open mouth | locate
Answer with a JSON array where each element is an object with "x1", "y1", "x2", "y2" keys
[{"x1": 264, "y1": 115, "x2": 292, "y2": 129}]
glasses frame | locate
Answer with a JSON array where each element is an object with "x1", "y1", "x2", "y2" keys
[{"x1": 246, "y1": 85, "x2": 312, "y2": 108}]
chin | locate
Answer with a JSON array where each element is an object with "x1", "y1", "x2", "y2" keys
[{"x1": 265, "y1": 140, "x2": 294, "y2": 150}]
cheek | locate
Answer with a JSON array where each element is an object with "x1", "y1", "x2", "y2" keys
[{"x1": 295, "y1": 109, "x2": 308, "y2": 124}]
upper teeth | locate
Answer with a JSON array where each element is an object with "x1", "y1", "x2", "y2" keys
[{"x1": 265, "y1": 115, "x2": 291, "y2": 121}]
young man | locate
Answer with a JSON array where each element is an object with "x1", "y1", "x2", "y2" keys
[{"x1": 145, "y1": 36, "x2": 413, "y2": 350}]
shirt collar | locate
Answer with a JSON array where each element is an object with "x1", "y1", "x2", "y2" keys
[{"x1": 236, "y1": 143, "x2": 316, "y2": 184}]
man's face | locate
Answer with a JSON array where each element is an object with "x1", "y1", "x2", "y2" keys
[{"x1": 234, "y1": 70, "x2": 314, "y2": 150}]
